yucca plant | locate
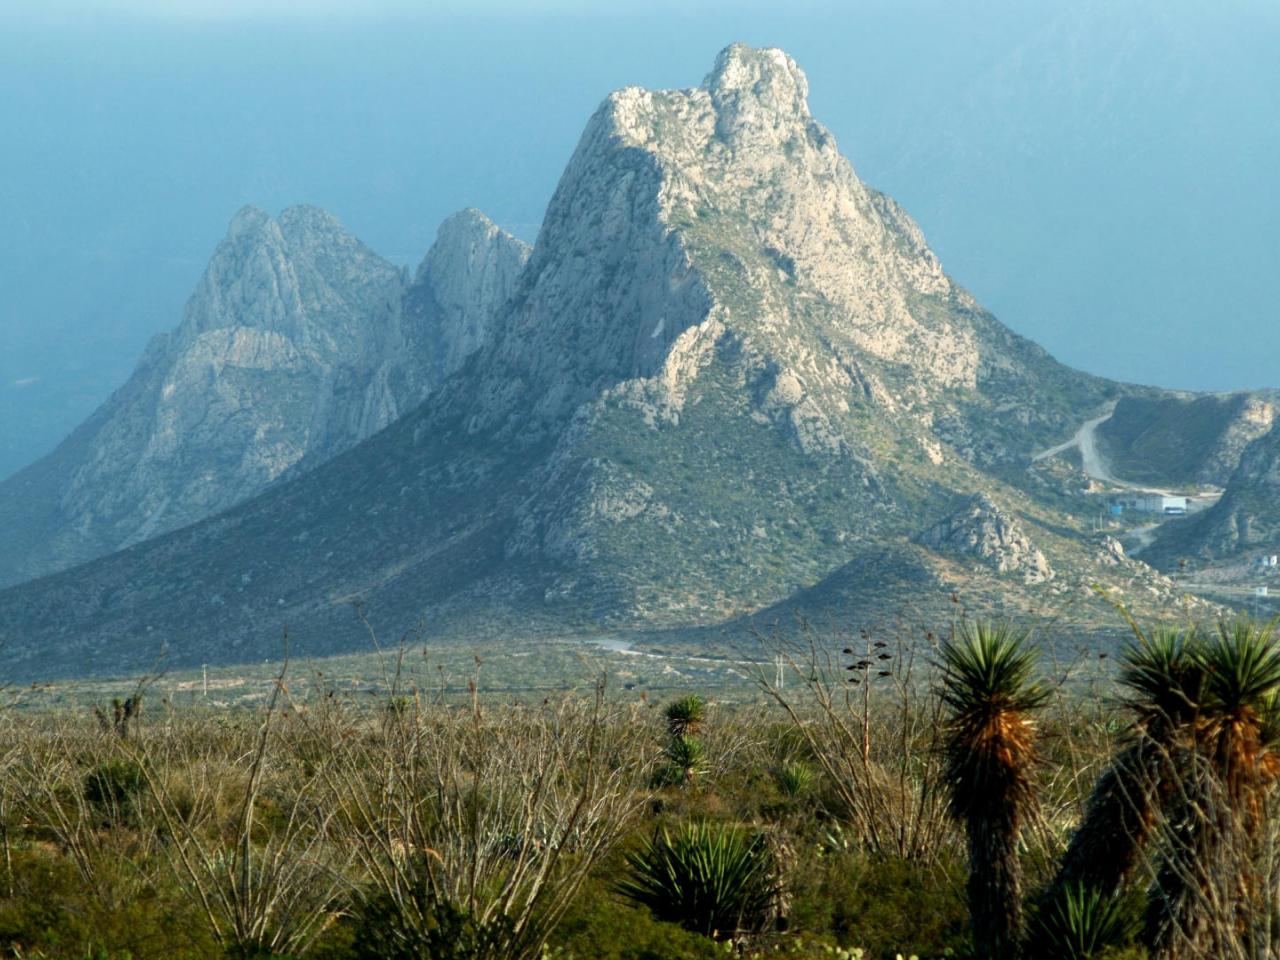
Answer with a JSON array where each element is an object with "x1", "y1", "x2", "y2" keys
[
  {"x1": 772, "y1": 760, "x2": 813, "y2": 798},
  {"x1": 617, "y1": 821, "x2": 778, "y2": 939},
  {"x1": 1144, "y1": 618, "x2": 1280, "y2": 960},
  {"x1": 664, "y1": 696, "x2": 708, "y2": 738},
  {"x1": 1196, "y1": 619, "x2": 1280, "y2": 802},
  {"x1": 651, "y1": 734, "x2": 706, "y2": 788},
  {"x1": 1030, "y1": 883, "x2": 1140, "y2": 960},
  {"x1": 938, "y1": 622, "x2": 1049, "y2": 958},
  {"x1": 1050, "y1": 626, "x2": 1205, "y2": 901}
]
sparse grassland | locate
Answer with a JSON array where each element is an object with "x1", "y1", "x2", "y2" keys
[{"x1": 0, "y1": 617, "x2": 1277, "y2": 959}]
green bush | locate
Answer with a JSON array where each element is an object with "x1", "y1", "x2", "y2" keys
[
  {"x1": 1028, "y1": 884, "x2": 1141, "y2": 960},
  {"x1": 83, "y1": 758, "x2": 147, "y2": 824},
  {"x1": 548, "y1": 882, "x2": 723, "y2": 960},
  {"x1": 787, "y1": 850, "x2": 969, "y2": 959},
  {"x1": 618, "y1": 821, "x2": 778, "y2": 939},
  {"x1": 350, "y1": 881, "x2": 513, "y2": 960},
  {"x1": 0, "y1": 846, "x2": 213, "y2": 959}
]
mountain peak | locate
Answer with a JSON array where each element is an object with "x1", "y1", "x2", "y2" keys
[
  {"x1": 704, "y1": 43, "x2": 810, "y2": 121},
  {"x1": 407, "y1": 207, "x2": 530, "y2": 384},
  {"x1": 428, "y1": 207, "x2": 513, "y2": 259},
  {"x1": 441, "y1": 206, "x2": 498, "y2": 231},
  {"x1": 226, "y1": 204, "x2": 272, "y2": 240},
  {"x1": 277, "y1": 203, "x2": 346, "y2": 235},
  {"x1": 0, "y1": 43, "x2": 1222, "y2": 677}
]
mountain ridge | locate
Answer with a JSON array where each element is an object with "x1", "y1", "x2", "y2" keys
[
  {"x1": 0, "y1": 204, "x2": 527, "y2": 588},
  {"x1": 0, "y1": 43, "x2": 1267, "y2": 678}
]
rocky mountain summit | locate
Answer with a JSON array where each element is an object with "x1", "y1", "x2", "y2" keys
[
  {"x1": 0, "y1": 205, "x2": 526, "y2": 587},
  {"x1": 403, "y1": 208, "x2": 532, "y2": 390},
  {"x1": 0, "y1": 44, "x2": 1267, "y2": 677}
]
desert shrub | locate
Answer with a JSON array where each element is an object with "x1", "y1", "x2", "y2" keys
[
  {"x1": 545, "y1": 881, "x2": 723, "y2": 960},
  {"x1": 0, "y1": 845, "x2": 213, "y2": 959},
  {"x1": 350, "y1": 878, "x2": 513, "y2": 960},
  {"x1": 83, "y1": 758, "x2": 146, "y2": 824},
  {"x1": 787, "y1": 849, "x2": 969, "y2": 959},
  {"x1": 772, "y1": 760, "x2": 814, "y2": 798},
  {"x1": 618, "y1": 821, "x2": 778, "y2": 939},
  {"x1": 1028, "y1": 883, "x2": 1141, "y2": 959},
  {"x1": 318, "y1": 681, "x2": 650, "y2": 960}
]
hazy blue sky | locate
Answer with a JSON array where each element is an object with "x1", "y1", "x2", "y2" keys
[{"x1": 1, "y1": 0, "x2": 1277, "y2": 479}]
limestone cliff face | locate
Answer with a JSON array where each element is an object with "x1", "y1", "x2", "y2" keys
[
  {"x1": 0, "y1": 205, "x2": 527, "y2": 587},
  {"x1": 403, "y1": 209, "x2": 531, "y2": 387}
]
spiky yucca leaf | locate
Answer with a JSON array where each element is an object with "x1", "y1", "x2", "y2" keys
[
  {"x1": 1118, "y1": 626, "x2": 1205, "y2": 734},
  {"x1": 651, "y1": 735, "x2": 706, "y2": 788},
  {"x1": 1198, "y1": 619, "x2": 1280, "y2": 718},
  {"x1": 1194, "y1": 618, "x2": 1280, "y2": 799},
  {"x1": 666, "y1": 735, "x2": 704, "y2": 771},
  {"x1": 772, "y1": 760, "x2": 813, "y2": 798},
  {"x1": 1031, "y1": 884, "x2": 1139, "y2": 960},
  {"x1": 617, "y1": 821, "x2": 778, "y2": 938},
  {"x1": 664, "y1": 695, "x2": 707, "y2": 738},
  {"x1": 939, "y1": 623, "x2": 1048, "y2": 822}
]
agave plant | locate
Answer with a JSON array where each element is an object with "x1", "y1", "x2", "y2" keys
[
  {"x1": 1144, "y1": 618, "x2": 1280, "y2": 960},
  {"x1": 664, "y1": 695, "x2": 708, "y2": 738},
  {"x1": 938, "y1": 622, "x2": 1049, "y2": 958},
  {"x1": 1050, "y1": 626, "x2": 1205, "y2": 901},
  {"x1": 1030, "y1": 883, "x2": 1139, "y2": 960},
  {"x1": 617, "y1": 821, "x2": 778, "y2": 939}
]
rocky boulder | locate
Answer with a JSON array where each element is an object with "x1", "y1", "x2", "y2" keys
[{"x1": 917, "y1": 494, "x2": 1055, "y2": 583}]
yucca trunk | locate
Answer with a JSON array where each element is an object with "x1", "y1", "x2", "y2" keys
[
  {"x1": 1052, "y1": 737, "x2": 1164, "y2": 900},
  {"x1": 1143, "y1": 620, "x2": 1280, "y2": 960},
  {"x1": 1143, "y1": 750, "x2": 1219, "y2": 960},
  {"x1": 965, "y1": 799, "x2": 1025, "y2": 956}
]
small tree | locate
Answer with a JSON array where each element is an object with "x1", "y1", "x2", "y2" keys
[
  {"x1": 1049, "y1": 626, "x2": 1204, "y2": 902},
  {"x1": 939, "y1": 622, "x2": 1048, "y2": 958}
]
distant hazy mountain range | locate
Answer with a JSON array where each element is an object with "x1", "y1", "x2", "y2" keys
[
  {"x1": 0, "y1": 45, "x2": 1274, "y2": 679},
  {"x1": 0, "y1": 206, "x2": 527, "y2": 586}
]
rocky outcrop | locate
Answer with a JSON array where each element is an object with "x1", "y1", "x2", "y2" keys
[
  {"x1": 0, "y1": 205, "x2": 526, "y2": 587},
  {"x1": 916, "y1": 495, "x2": 1054, "y2": 583}
]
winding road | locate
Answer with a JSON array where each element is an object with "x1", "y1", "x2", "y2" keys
[
  {"x1": 1032, "y1": 404, "x2": 1121, "y2": 485},
  {"x1": 1031, "y1": 403, "x2": 1222, "y2": 553}
]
